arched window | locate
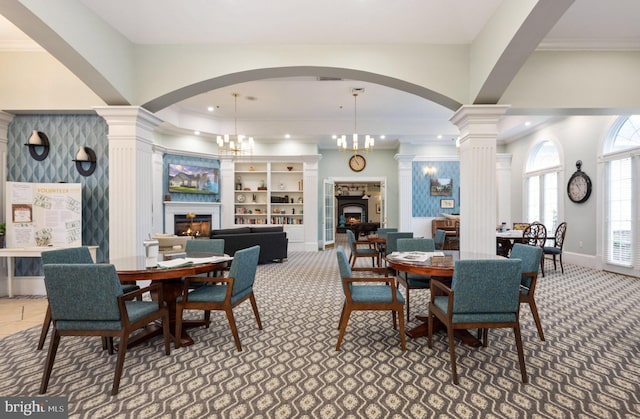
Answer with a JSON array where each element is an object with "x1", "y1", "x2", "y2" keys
[
  {"x1": 524, "y1": 140, "x2": 561, "y2": 231},
  {"x1": 603, "y1": 116, "x2": 639, "y2": 271}
]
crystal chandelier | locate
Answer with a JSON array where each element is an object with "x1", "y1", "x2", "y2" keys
[
  {"x1": 217, "y1": 93, "x2": 255, "y2": 157},
  {"x1": 336, "y1": 89, "x2": 374, "y2": 153}
]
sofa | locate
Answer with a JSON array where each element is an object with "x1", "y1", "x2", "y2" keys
[{"x1": 209, "y1": 226, "x2": 288, "y2": 264}]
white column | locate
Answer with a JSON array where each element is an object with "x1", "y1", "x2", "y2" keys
[
  {"x1": 0, "y1": 112, "x2": 14, "y2": 225},
  {"x1": 151, "y1": 147, "x2": 165, "y2": 235},
  {"x1": 450, "y1": 105, "x2": 509, "y2": 254},
  {"x1": 94, "y1": 106, "x2": 162, "y2": 269},
  {"x1": 497, "y1": 153, "x2": 512, "y2": 228},
  {"x1": 302, "y1": 155, "x2": 321, "y2": 251},
  {"x1": 219, "y1": 157, "x2": 235, "y2": 227},
  {"x1": 395, "y1": 154, "x2": 414, "y2": 232}
]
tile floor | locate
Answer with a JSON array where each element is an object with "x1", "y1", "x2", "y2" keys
[{"x1": 0, "y1": 297, "x2": 48, "y2": 338}]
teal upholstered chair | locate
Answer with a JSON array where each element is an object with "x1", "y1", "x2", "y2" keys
[
  {"x1": 510, "y1": 243, "x2": 545, "y2": 340},
  {"x1": 396, "y1": 238, "x2": 435, "y2": 322},
  {"x1": 37, "y1": 247, "x2": 138, "y2": 351},
  {"x1": 385, "y1": 232, "x2": 414, "y2": 255},
  {"x1": 376, "y1": 228, "x2": 397, "y2": 238},
  {"x1": 184, "y1": 238, "x2": 226, "y2": 282},
  {"x1": 40, "y1": 263, "x2": 170, "y2": 395},
  {"x1": 175, "y1": 245, "x2": 262, "y2": 351},
  {"x1": 434, "y1": 229, "x2": 447, "y2": 250},
  {"x1": 427, "y1": 259, "x2": 526, "y2": 384},
  {"x1": 346, "y1": 229, "x2": 377, "y2": 270},
  {"x1": 335, "y1": 246, "x2": 406, "y2": 351}
]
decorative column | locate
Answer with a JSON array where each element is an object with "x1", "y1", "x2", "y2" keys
[
  {"x1": 0, "y1": 111, "x2": 15, "y2": 225},
  {"x1": 219, "y1": 156, "x2": 235, "y2": 227},
  {"x1": 94, "y1": 106, "x2": 162, "y2": 269},
  {"x1": 151, "y1": 146, "x2": 165, "y2": 235},
  {"x1": 395, "y1": 154, "x2": 414, "y2": 232},
  {"x1": 302, "y1": 155, "x2": 321, "y2": 251},
  {"x1": 497, "y1": 153, "x2": 513, "y2": 228},
  {"x1": 450, "y1": 105, "x2": 509, "y2": 254}
]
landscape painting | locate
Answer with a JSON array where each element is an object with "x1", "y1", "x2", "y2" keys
[
  {"x1": 168, "y1": 164, "x2": 219, "y2": 194},
  {"x1": 430, "y1": 178, "x2": 453, "y2": 196}
]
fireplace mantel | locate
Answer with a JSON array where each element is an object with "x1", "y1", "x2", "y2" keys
[{"x1": 164, "y1": 201, "x2": 221, "y2": 234}]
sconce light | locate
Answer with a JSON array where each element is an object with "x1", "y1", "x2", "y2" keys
[
  {"x1": 24, "y1": 130, "x2": 50, "y2": 161},
  {"x1": 423, "y1": 165, "x2": 437, "y2": 176},
  {"x1": 72, "y1": 146, "x2": 97, "y2": 176}
]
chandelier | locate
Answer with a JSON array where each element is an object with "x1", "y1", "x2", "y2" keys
[
  {"x1": 217, "y1": 93, "x2": 255, "y2": 157},
  {"x1": 336, "y1": 89, "x2": 374, "y2": 153}
]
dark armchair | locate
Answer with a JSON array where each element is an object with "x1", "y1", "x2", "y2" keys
[
  {"x1": 427, "y1": 259, "x2": 526, "y2": 384},
  {"x1": 40, "y1": 264, "x2": 171, "y2": 395},
  {"x1": 543, "y1": 222, "x2": 567, "y2": 273}
]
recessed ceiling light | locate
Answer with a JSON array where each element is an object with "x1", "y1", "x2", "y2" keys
[
  {"x1": 194, "y1": 130, "x2": 200, "y2": 135},
  {"x1": 437, "y1": 134, "x2": 443, "y2": 139},
  {"x1": 207, "y1": 106, "x2": 214, "y2": 112},
  {"x1": 285, "y1": 134, "x2": 291, "y2": 139},
  {"x1": 524, "y1": 121, "x2": 531, "y2": 126},
  {"x1": 380, "y1": 135, "x2": 386, "y2": 140}
]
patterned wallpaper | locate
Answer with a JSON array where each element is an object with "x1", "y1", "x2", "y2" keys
[
  {"x1": 7, "y1": 114, "x2": 109, "y2": 274},
  {"x1": 412, "y1": 161, "x2": 460, "y2": 217},
  {"x1": 163, "y1": 154, "x2": 220, "y2": 202}
]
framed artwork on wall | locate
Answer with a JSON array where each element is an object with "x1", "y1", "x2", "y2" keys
[
  {"x1": 440, "y1": 199, "x2": 454, "y2": 209},
  {"x1": 430, "y1": 178, "x2": 453, "y2": 196}
]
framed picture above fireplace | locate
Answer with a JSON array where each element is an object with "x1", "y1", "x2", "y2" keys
[{"x1": 168, "y1": 163, "x2": 219, "y2": 194}]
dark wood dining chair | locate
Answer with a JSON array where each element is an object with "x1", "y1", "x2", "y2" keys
[
  {"x1": 543, "y1": 222, "x2": 567, "y2": 273},
  {"x1": 522, "y1": 221, "x2": 547, "y2": 276}
]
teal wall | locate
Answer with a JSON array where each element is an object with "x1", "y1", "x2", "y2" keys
[{"x1": 7, "y1": 114, "x2": 109, "y2": 273}]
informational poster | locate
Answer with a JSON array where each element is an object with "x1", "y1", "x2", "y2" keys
[{"x1": 5, "y1": 182, "x2": 82, "y2": 248}]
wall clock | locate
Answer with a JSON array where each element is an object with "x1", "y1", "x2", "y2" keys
[
  {"x1": 567, "y1": 160, "x2": 592, "y2": 203},
  {"x1": 349, "y1": 154, "x2": 366, "y2": 172}
]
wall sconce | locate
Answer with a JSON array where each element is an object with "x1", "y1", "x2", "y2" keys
[
  {"x1": 73, "y1": 146, "x2": 97, "y2": 176},
  {"x1": 24, "y1": 130, "x2": 50, "y2": 161},
  {"x1": 423, "y1": 165, "x2": 437, "y2": 176}
]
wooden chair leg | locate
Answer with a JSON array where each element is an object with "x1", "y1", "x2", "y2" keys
[
  {"x1": 112, "y1": 333, "x2": 128, "y2": 395},
  {"x1": 337, "y1": 302, "x2": 347, "y2": 330},
  {"x1": 175, "y1": 304, "x2": 184, "y2": 348},
  {"x1": 447, "y1": 326, "x2": 458, "y2": 385},
  {"x1": 37, "y1": 304, "x2": 52, "y2": 350},
  {"x1": 336, "y1": 306, "x2": 351, "y2": 351},
  {"x1": 527, "y1": 299, "x2": 545, "y2": 341},
  {"x1": 397, "y1": 307, "x2": 406, "y2": 351},
  {"x1": 204, "y1": 310, "x2": 211, "y2": 327},
  {"x1": 249, "y1": 293, "x2": 263, "y2": 330},
  {"x1": 161, "y1": 311, "x2": 172, "y2": 354},
  {"x1": 427, "y1": 313, "x2": 434, "y2": 348},
  {"x1": 224, "y1": 307, "x2": 242, "y2": 352},
  {"x1": 513, "y1": 324, "x2": 528, "y2": 383},
  {"x1": 559, "y1": 254, "x2": 564, "y2": 274},
  {"x1": 39, "y1": 329, "x2": 61, "y2": 394}
]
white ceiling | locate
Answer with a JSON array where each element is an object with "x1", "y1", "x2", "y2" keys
[{"x1": 3, "y1": 0, "x2": 640, "y2": 148}]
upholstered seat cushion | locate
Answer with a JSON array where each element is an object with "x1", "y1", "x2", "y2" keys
[
  {"x1": 356, "y1": 248, "x2": 377, "y2": 256},
  {"x1": 55, "y1": 301, "x2": 161, "y2": 331},
  {"x1": 406, "y1": 274, "x2": 431, "y2": 287},
  {"x1": 350, "y1": 285, "x2": 405, "y2": 303},
  {"x1": 433, "y1": 296, "x2": 517, "y2": 323},
  {"x1": 543, "y1": 247, "x2": 561, "y2": 254},
  {"x1": 178, "y1": 284, "x2": 253, "y2": 305}
]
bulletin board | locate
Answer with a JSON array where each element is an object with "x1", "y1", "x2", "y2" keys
[{"x1": 5, "y1": 182, "x2": 82, "y2": 248}]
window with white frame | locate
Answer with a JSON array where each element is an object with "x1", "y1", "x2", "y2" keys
[
  {"x1": 603, "y1": 116, "x2": 639, "y2": 268},
  {"x1": 525, "y1": 141, "x2": 560, "y2": 232}
]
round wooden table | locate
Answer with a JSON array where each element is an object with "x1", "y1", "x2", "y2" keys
[{"x1": 118, "y1": 261, "x2": 229, "y2": 347}]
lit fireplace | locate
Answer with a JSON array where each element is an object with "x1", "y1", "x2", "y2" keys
[{"x1": 174, "y1": 214, "x2": 212, "y2": 237}]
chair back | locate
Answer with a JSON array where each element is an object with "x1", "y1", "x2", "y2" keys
[
  {"x1": 434, "y1": 229, "x2": 447, "y2": 250},
  {"x1": 336, "y1": 246, "x2": 354, "y2": 297},
  {"x1": 554, "y1": 222, "x2": 567, "y2": 249},
  {"x1": 185, "y1": 238, "x2": 225, "y2": 256},
  {"x1": 510, "y1": 243, "x2": 542, "y2": 288},
  {"x1": 451, "y1": 259, "x2": 522, "y2": 315},
  {"x1": 345, "y1": 229, "x2": 358, "y2": 250},
  {"x1": 522, "y1": 222, "x2": 547, "y2": 247},
  {"x1": 397, "y1": 238, "x2": 435, "y2": 252},
  {"x1": 385, "y1": 232, "x2": 414, "y2": 255},
  {"x1": 43, "y1": 264, "x2": 122, "y2": 323},
  {"x1": 227, "y1": 245, "x2": 260, "y2": 295},
  {"x1": 376, "y1": 228, "x2": 397, "y2": 238},
  {"x1": 41, "y1": 246, "x2": 94, "y2": 265}
]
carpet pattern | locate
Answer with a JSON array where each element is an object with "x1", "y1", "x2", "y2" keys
[{"x1": 1, "y1": 246, "x2": 640, "y2": 418}]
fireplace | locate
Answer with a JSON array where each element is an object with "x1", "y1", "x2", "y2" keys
[
  {"x1": 174, "y1": 214, "x2": 212, "y2": 237},
  {"x1": 163, "y1": 201, "x2": 221, "y2": 235}
]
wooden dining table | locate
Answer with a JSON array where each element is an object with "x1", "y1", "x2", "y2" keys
[
  {"x1": 386, "y1": 251, "x2": 504, "y2": 346},
  {"x1": 117, "y1": 259, "x2": 230, "y2": 347}
]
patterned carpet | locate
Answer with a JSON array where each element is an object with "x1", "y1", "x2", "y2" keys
[{"x1": 1, "y1": 243, "x2": 640, "y2": 418}]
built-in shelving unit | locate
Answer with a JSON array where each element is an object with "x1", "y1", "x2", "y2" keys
[{"x1": 233, "y1": 162, "x2": 304, "y2": 225}]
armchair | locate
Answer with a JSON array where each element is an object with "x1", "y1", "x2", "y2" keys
[
  {"x1": 396, "y1": 238, "x2": 435, "y2": 322},
  {"x1": 335, "y1": 246, "x2": 406, "y2": 351},
  {"x1": 346, "y1": 229, "x2": 377, "y2": 270},
  {"x1": 427, "y1": 259, "x2": 526, "y2": 384},
  {"x1": 510, "y1": 243, "x2": 545, "y2": 340},
  {"x1": 40, "y1": 264, "x2": 171, "y2": 395},
  {"x1": 434, "y1": 229, "x2": 446, "y2": 250},
  {"x1": 175, "y1": 245, "x2": 262, "y2": 351}
]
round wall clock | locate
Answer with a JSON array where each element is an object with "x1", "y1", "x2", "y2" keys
[
  {"x1": 349, "y1": 154, "x2": 366, "y2": 172},
  {"x1": 567, "y1": 160, "x2": 592, "y2": 203}
]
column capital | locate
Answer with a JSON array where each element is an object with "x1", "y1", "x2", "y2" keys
[
  {"x1": 93, "y1": 106, "x2": 163, "y2": 142},
  {"x1": 450, "y1": 105, "x2": 510, "y2": 144}
]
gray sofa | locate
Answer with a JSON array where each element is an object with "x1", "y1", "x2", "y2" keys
[{"x1": 209, "y1": 226, "x2": 288, "y2": 264}]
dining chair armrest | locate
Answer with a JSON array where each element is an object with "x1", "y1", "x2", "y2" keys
[
  {"x1": 345, "y1": 277, "x2": 401, "y2": 302},
  {"x1": 180, "y1": 276, "x2": 235, "y2": 302},
  {"x1": 121, "y1": 282, "x2": 164, "y2": 305},
  {"x1": 430, "y1": 279, "x2": 452, "y2": 300}
]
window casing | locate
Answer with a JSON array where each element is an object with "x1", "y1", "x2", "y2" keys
[{"x1": 525, "y1": 141, "x2": 561, "y2": 232}]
